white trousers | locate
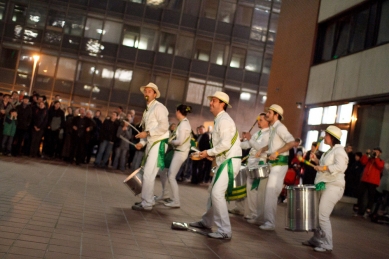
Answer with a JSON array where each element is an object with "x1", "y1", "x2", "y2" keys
[
  {"x1": 159, "y1": 150, "x2": 188, "y2": 204},
  {"x1": 263, "y1": 165, "x2": 288, "y2": 227},
  {"x1": 308, "y1": 184, "x2": 344, "y2": 250},
  {"x1": 201, "y1": 158, "x2": 241, "y2": 235},
  {"x1": 141, "y1": 141, "x2": 165, "y2": 207},
  {"x1": 158, "y1": 168, "x2": 170, "y2": 199}
]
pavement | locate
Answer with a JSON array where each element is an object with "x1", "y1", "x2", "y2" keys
[{"x1": 0, "y1": 156, "x2": 388, "y2": 259}]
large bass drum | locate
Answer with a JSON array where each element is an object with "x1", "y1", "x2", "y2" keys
[
  {"x1": 123, "y1": 167, "x2": 144, "y2": 196},
  {"x1": 285, "y1": 184, "x2": 318, "y2": 232}
]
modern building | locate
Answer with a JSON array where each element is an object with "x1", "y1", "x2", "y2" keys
[
  {"x1": 266, "y1": 0, "x2": 389, "y2": 159},
  {"x1": 0, "y1": 0, "x2": 281, "y2": 130}
]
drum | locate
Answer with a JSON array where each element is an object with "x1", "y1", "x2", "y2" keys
[
  {"x1": 248, "y1": 164, "x2": 271, "y2": 179},
  {"x1": 234, "y1": 165, "x2": 248, "y2": 187},
  {"x1": 285, "y1": 185, "x2": 318, "y2": 232},
  {"x1": 210, "y1": 166, "x2": 217, "y2": 177},
  {"x1": 123, "y1": 167, "x2": 144, "y2": 195},
  {"x1": 226, "y1": 165, "x2": 248, "y2": 201}
]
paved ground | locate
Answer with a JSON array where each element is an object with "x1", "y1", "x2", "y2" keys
[{"x1": 0, "y1": 156, "x2": 388, "y2": 259}]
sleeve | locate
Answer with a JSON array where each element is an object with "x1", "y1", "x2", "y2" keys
[
  {"x1": 240, "y1": 140, "x2": 251, "y2": 150},
  {"x1": 149, "y1": 104, "x2": 169, "y2": 137},
  {"x1": 277, "y1": 124, "x2": 295, "y2": 144},
  {"x1": 207, "y1": 117, "x2": 236, "y2": 157},
  {"x1": 360, "y1": 154, "x2": 369, "y2": 166},
  {"x1": 327, "y1": 148, "x2": 349, "y2": 174},
  {"x1": 116, "y1": 126, "x2": 123, "y2": 138},
  {"x1": 171, "y1": 122, "x2": 191, "y2": 146},
  {"x1": 374, "y1": 158, "x2": 385, "y2": 171},
  {"x1": 249, "y1": 133, "x2": 269, "y2": 151}
]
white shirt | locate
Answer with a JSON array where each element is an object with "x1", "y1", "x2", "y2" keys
[
  {"x1": 268, "y1": 120, "x2": 294, "y2": 156},
  {"x1": 241, "y1": 128, "x2": 270, "y2": 169},
  {"x1": 207, "y1": 111, "x2": 242, "y2": 166},
  {"x1": 170, "y1": 118, "x2": 192, "y2": 152},
  {"x1": 314, "y1": 144, "x2": 348, "y2": 187},
  {"x1": 139, "y1": 100, "x2": 169, "y2": 146}
]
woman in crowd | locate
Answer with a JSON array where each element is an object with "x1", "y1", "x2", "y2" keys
[{"x1": 302, "y1": 125, "x2": 348, "y2": 252}]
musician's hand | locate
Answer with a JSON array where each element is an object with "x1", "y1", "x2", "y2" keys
[
  {"x1": 135, "y1": 143, "x2": 143, "y2": 150},
  {"x1": 268, "y1": 152, "x2": 278, "y2": 161},
  {"x1": 199, "y1": 150, "x2": 209, "y2": 159},
  {"x1": 245, "y1": 132, "x2": 252, "y2": 140},
  {"x1": 310, "y1": 153, "x2": 318, "y2": 164},
  {"x1": 255, "y1": 150, "x2": 262, "y2": 157},
  {"x1": 314, "y1": 165, "x2": 326, "y2": 172},
  {"x1": 136, "y1": 131, "x2": 147, "y2": 139},
  {"x1": 206, "y1": 156, "x2": 214, "y2": 161}
]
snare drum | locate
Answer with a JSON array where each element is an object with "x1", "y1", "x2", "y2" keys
[
  {"x1": 123, "y1": 167, "x2": 144, "y2": 195},
  {"x1": 248, "y1": 164, "x2": 271, "y2": 179},
  {"x1": 227, "y1": 165, "x2": 248, "y2": 201}
]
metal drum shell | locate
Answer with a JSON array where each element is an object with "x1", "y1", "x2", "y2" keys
[
  {"x1": 285, "y1": 184, "x2": 319, "y2": 232},
  {"x1": 248, "y1": 164, "x2": 271, "y2": 179},
  {"x1": 123, "y1": 167, "x2": 143, "y2": 196},
  {"x1": 234, "y1": 165, "x2": 248, "y2": 187}
]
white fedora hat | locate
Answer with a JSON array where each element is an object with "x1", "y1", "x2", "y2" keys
[
  {"x1": 325, "y1": 125, "x2": 342, "y2": 141},
  {"x1": 268, "y1": 104, "x2": 284, "y2": 119},
  {"x1": 140, "y1": 82, "x2": 161, "y2": 98},
  {"x1": 207, "y1": 91, "x2": 232, "y2": 108}
]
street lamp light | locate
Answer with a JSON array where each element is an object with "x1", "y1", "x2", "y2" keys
[{"x1": 28, "y1": 55, "x2": 40, "y2": 96}]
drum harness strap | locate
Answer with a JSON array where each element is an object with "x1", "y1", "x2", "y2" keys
[{"x1": 141, "y1": 138, "x2": 168, "y2": 169}]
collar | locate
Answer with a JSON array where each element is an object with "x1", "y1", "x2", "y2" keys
[
  {"x1": 271, "y1": 120, "x2": 280, "y2": 127},
  {"x1": 260, "y1": 127, "x2": 269, "y2": 133},
  {"x1": 214, "y1": 110, "x2": 225, "y2": 119},
  {"x1": 147, "y1": 99, "x2": 156, "y2": 108}
]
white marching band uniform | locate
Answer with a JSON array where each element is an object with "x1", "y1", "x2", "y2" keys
[
  {"x1": 138, "y1": 99, "x2": 169, "y2": 208},
  {"x1": 235, "y1": 128, "x2": 270, "y2": 221},
  {"x1": 262, "y1": 120, "x2": 294, "y2": 228},
  {"x1": 160, "y1": 118, "x2": 192, "y2": 206},
  {"x1": 200, "y1": 110, "x2": 242, "y2": 235}
]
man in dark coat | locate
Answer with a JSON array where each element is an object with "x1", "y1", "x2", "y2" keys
[
  {"x1": 12, "y1": 96, "x2": 32, "y2": 156},
  {"x1": 191, "y1": 125, "x2": 211, "y2": 184}
]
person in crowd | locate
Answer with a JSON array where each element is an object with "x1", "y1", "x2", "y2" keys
[
  {"x1": 355, "y1": 147, "x2": 385, "y2": 218},
  {"x1": 94, "y1": 112, "x2": 120, "y2": 168},
  {"x1": 349, "y1": 152, "x2": 364, "y2": 198},
  {"x1": 49, "y1": 95, "x2": 61, "y2": 109},
  {"x1": 132, "y1": 82, "x2": 169, "y2": 211},
  {"x1": 10, "y1": 91, "x2": 20, "y2": 107},
  {"x1": 191, "y1": 125, "x2": 211, "y2": 184},
  {"x1": 302, "y1": 126, "x2": 348, "y2": 252},
  {"x1": 69, "y1": 108, "x2": 94, "y2": 165},
  {"x1": 117, "y1": 106, "x2": 126, "y2": 121},
  {"x1": 112, "y1": 120, "x2": 132, "y2": 171},
  {"x1": 129, "y1": 120, "x2": 144, "y2": 171},
  {"x1": 0, "y1": 94, "x2": 14, "y2": 146},
  {"x1": 44, "y1": 101, "x2": 65, "y2": 158},
  {"x1": 344, "y1": 144, "x2": 356, "y2": 196},
  {"x1": 13, "y1": 96, "x2": 32, "y2": 156},
  {"x1": 254, "y1": 104, "x2": 295, "y2": 231},
  {"x1": 289, "y1": 137, "x2": 303, "y2": 168},
  {"x1": 86, "y1": 110, "x2": 102, "y2": 164},
  {"x1": 2, "y1": 108, "x2": 17, "y2": 156},
  {"x1": 189, "y1": 91, "x2": 242, "y2": 239},
  {"x1": 126, "y1": 111, "x2": 137, "y2": 167},
  {"x1": 30, "y1": 101, "x2": 48, "y2": 158},
  {"x1": 302, "y1": 141, "x2": 320, "y2": 185},
  {"x1": 128, "y1": 109, "x2": 135, "y2": 123},
  {"x1": 230, "y1": 112, "x2": 270, "y2": 223},
  {"x1": 62, "y1": 108, "x2": 77, "y2": 162},
  {"x1": 163, "y1": 104, "x2": 193, "y2": 208}
]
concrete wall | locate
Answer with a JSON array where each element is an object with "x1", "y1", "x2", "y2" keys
[
  {"x1": 265, "y1": 0, "x2": 320, "y2": 137},
  {"x1": 318, "y1": 0, "x2": 366, "y2": 22},
  {"x1": 306, "y1": 43, "x2": 389, "y2": 104}
]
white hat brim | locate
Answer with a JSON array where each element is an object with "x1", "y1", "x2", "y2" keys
[
  {"x1": 207, "y1": 96, "x2": 232, "y2": 108},
  {"x1": 140, "y1": 85, "x2": 160, "y2": 98}
]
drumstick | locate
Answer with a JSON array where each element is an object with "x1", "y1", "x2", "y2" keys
[
  {"x1": 241, "y1": 155, "x2": 249, "y2": 163},
  {"x1": 314, "y1": 137, "x2": 324, "y2": 153},
  {"x1": 297, "y1": 156, "x2": 314, "y2": 167},
  {"x1": 123, "y1": 120, "x2": 140, "y2": 134},
  {"x1": 119, "y1": 135, "x2": 137, "y2": 147},
  {"x1": 247, "y1": 119, "x2": 258, "y2": 133},
  {"x1": 191, "y1": 147, "x2": 200, "y2": 152}
]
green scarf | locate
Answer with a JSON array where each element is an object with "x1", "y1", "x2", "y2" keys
[
  {"x1": 212, "y1": 156, "x2": 241, "y2": 201},
  {"x1": 141, "y1": 138, "x2": 168, "y2": 169},
  {"x1": 315, "y1": 181, "x2": 326, "y2": 191}
]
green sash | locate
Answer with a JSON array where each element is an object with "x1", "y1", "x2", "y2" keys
[
  {"x1": 251, "y1": 160, "x2": 265, "y2": 190},
  {"x1": 212, "y1": 156, "x2": 241, "y2": 201},
  {"x1": 268, "y1": 155, "x2": 288, "y2": 166},
  {"x1": 315, "y1": 181, "x2": 326, "y2": 191},
  {"x1": 141, "y1": 138, "x2": 168, "y2": 169}
]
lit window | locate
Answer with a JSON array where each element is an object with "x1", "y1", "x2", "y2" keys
[
  {"x1": 307, "y1": 107, "x2": 323, "y2": 125},
  {"x1": 305, "y1": 130, "x2": 319, "y2": 151},
  {"x1": 337, "y1": 103, "x2": 353, "y2": 123},
  {"x1": 322, "y1": 106, "x2": 337, "y2": 124},
  {"x1": 340, "y1": 130, "x2": 348, "y2": 147},
  {"x1": 203, "y1": 84, "x2": 222, "y2": 106},
  {"x1": 186, "y1": 82, "x2": 204, "y2": 104}
]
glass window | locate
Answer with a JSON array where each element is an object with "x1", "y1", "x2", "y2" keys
[
  {"x1": 37, "y1": 55, "x2": 57, "y2": 77},
  {"x1": 155, "y1": 76, "x2": 169, "y2": 98},
  {"x1": 84, "y1": 18, "x2": 103, "y2": 40},
  {"x1": 167, "y1": 0, "x2": 183, "y2": 10},
  {"x1": 129, "y1": 69, "x2": 149, "y2": 93},
  {"x1": 194, "y1": 39, "x2": 212, "y2": 61},
  {"x1": 167, "y1": 78, "x2": 185, "y2": 101},
  {"x1": 122, "y1": 25, "x2": 140, "y2": 48},
  {"x1": 268, "y1": 10, "x2": 279, "y2": 42},
  {"x1": 322, "y1": 106, "x2": 337, "y2": 124},
  {"x1": 245, "y1": 49, "x2": 262, "y2": 72},
  {"x1": 321, "y1": 23, "x2": 336, "y2": 61},
  {"x1": 158, "y1": 32, "x2": 176, "y2": 54},
  {"x1": 377, "y1": 0, "x2": 389, "y2": 44},
  {"x1": 93, "y1": 64, "x2": 114, "y2": 86},
  {"x1": 186, "y1": 81, "x2": 204, "y2": 104},
  {"x1": 307, "y1": 107, "x2": 323, "y2": 125},
  {"x1": 229, "y1": 47, "x2": 246, "y2": 69},
  {"x1": 183, "y1": 0, "x2": 200, "y2": 16},
  {"x1": 218, "y1": 2, "x2": 236, "y2": 23},
  {"x1": 26, "y1": 4, "x2": 47, "y2": 29},
  {"x1": 44, "y1": 31, "x2": 62, "y2": 45},
  {"x1": 337, "y1": 103, "x2": 354, "y2": 123},
  {"x1": 57, "y1": 57, "x2": 77, "y2": 81},
  {"x1": 333, "y1": 17, "x2": 351, "y2": 58},
  {"x1": 340, "y1": 130, "x2": 348, "y2": 146},
  {"x1": 114, "y1": 68, "x2": 133, "y2": 90},
  {"x1": 0, "y1": 1, "x2": 6, "y2": 21},
  {"x1": 64, "y1": 12, "x2": 85, "y2": 36},
  {"x1": 0, "y1": 48, "x2": 19, "y2": 69},
  {"x1": 175, "y1": 35, "x2": 193, "y2": 58},
  {"x1": 102, "y1": 20, "x2": 122, "y2": 44},
  {"x1": 349, "y1": 9, "x2": 369, "y2": 52},
  {"x1": 10, "y1": 4, "x2": 27, "y2": 24},
  {"x1": 211, "y1": 43, "x2": 228, "y2": 65},
  {"x1": 138, "y1": 27, "x2": 157, "y2": 51},
  {"x1": 251, "y1": 5, "x2": 270, "y2": 41},
  {"x1": 76, "y1": 62, "x2": 95, "y2": 83},
  {"x1": 235, "y1": 5, "x2": 252, "y2": 26},
  {"x1": 203, "y1": 84, "x2": 222, "y2": 106},
  {"x1": 202, "y1": 0, "x2": 219, "y2": 19},
  {"x1": 17, "y1": 51, "x2": 37, "y2": 74},
  {"x1": 305, "y1": 130, "x2": 319, "y2": 151},
  {"x1": 47, "y1": 10, "x2": 66, "y2": 32}
]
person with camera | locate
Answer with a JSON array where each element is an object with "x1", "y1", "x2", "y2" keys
[{"x1": 355, "y1": 147, "x2": 385, "y2": 218}]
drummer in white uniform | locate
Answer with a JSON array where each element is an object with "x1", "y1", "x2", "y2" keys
[
  {"x1": 256, "y1": 104, "x2": 295, "y2": 230},
  {"x1": 132, "y1": 82, "x2": 169, "y2": 211},
  {"x1": 189, "y1": 91, "x2": 242, "y2": 239},
  {"x1": 302, "y1": 126, "x2": 348, "y2": 252}
]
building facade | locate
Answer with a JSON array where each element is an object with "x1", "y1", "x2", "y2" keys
[{"x1": 0, "y1": 0, "x2": 281, "y2": 131}]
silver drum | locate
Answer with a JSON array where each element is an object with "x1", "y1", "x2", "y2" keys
[
  {"x1": 234, "y1": 165, "x2": 248, "y2": 187},
  {"x1": 123, "y1": 167, "x2": 144, "y2": 195},
  {"x1": 248, "y1": 164, "x2": 271, "y2": 179},
  {"x1": 285, "y1": 184, "x2": 319, "y2": 232}
]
